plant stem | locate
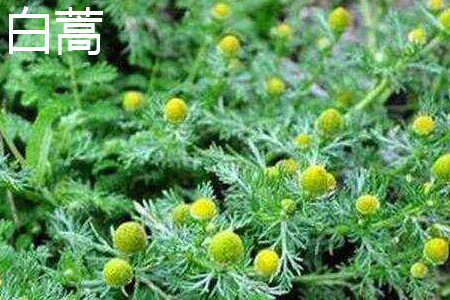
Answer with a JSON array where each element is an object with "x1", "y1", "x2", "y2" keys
[
  {"x1": 7, "y1": 190, "x2": 20, "y2": 226},
  {"x1": 361, "y1": 0, "x2": 377, "y2": 53},
  {"x1": 0, "y1": 112, "x2": 26, "y2": 165},
  {"x1": 294, "y1": 270, "x2": 357, "y2": 285},
  {"x1": 68, "y1": 54, "x2": 81, "y2": 107},
  {"x1": 139, "y1": 276, "x2": 173, "y2": 300},
  {"x1": 188, "y1": 41, "x2": 210, "y2": 84}
]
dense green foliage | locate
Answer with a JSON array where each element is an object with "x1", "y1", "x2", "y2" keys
[{"x1": 1, "y1": 0, "x2": 450, "y2": 299}]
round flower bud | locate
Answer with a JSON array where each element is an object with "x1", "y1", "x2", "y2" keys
[
  {"x1": 254, "y1": 249, "x2": 280, "y2": 277},
  {"x1": 122, "y1": 91, "x2": 145, "y2": 112},
  {"x1": 113, "y1": 222, "x2": 148, "y2": 254},
  {"x1": 355, "y1": 195, "x2": 380, "y2": 216},
  {"x1": 208, "y1": 231, "x2": 244, "y2": 264},
  {"x1": 410, "y1": 262, "x2": 428, "y2": 278},
  {"x1": 326, "y1": 172, "x2": 337, "y2": 190},
  {"x1": 328, "y1": 7, "x2": 352, "y2": 33},
  {"x1": 266, "y1": 77, "x2": 285, "y2": 97},
  {"x1": 412, "y1": 115, "x2": 435, "y2": 136},
  {"x1": 300, "y1": 165, "x2": 330, "y2": 196},
  {"x1": 336, "y1": 91, "x2": 354, "y2": 107},
  {"x1": 432, "y1": 153, "x2": 450, "y2": 182},
  {"x1": 190, "y1": 198, "x2": 217, "y2": 221},
  {"x1": 423, "y1": 238, "x2": 449, "y2": 264},
  {"x1": 218, "y1": 35, "x2": 241, "y2": 57},
  {"x1": 275, "y1": 23, "x2": 292, "y2": 40},
  {"x1": 317, "y1": 108, "x2": 344, "y2": 136},
  {"x1": 317, "y1": 37, "x2": 332, "y2": 52},
  {"x1": 281, "y1": 198, "x2": 296, "y2": 214},
  {"x1": 408, "y1": 28, "x2": 426, "y2": 45},
  {"x1": 173, "y1": 204, "x2": 190, "y2": 225},
  {"x1": 277, "y1": 158, "x2": 298, "y2": 176},
  {"x1": 211, "y1": 3, "x2": 231, "y2": 19},
  {"x1": 164, "y1": 98, "x2": 189, "y2": 123},
  {"x1": 103, "y1": 258, "x2": 133, "y2": 287},
  {"x1": 429, "y1": 0, "x2": 444, "y2": 11},
  {"x1": 264, "y1": 166, "x2": 281, "y2": 181},
  {"x1": 336, "y1": 224, "x2": 350, "y2": 235},
  {"x1": 294, "y1": 134, "x2": 312, "y2": 150},
  {"x1": 439, "y1": 9, "x2": 450, "y2": 30}
]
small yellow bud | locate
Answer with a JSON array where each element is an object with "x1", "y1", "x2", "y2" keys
[
  {"x1": 275, "y1": 23, "x2": 292, "y2": 40},
  {"x1": 122, "y1": 91, "x2": 145, "y2": 112},
  {"x1": 336, "y1": 91, "x2": 354, "y2": 107},
  {"x1": 281, "y1": 198, "x2": 296, "y2": 214},
  {"x1": 317, "y1": 108, "x2": 344, "y2": 135},
  {"x1": 103, "y1": 258, "x2": 133, "y2": 287},
  {"x1": 164, "y1": 98, "x2": 189, "y2": 123},
  {"x1": 355, "y1": 195, "x2": 380, "y2": 216},
  {"x1": 218, "y1": 35, "x2": 241, "y2": 57},
  {"x1": 300, "y1": 165, "x2": 330, "y2": 196},
  {"x1": 429, "y1": 0, "x2": 444, "y2": 11},
  {"x1": 264, "y1": 166, "x2": 281, "y2": 181},
  {"x1": 190, "y1": 198, "x2": 217, "y2": 221},
  {"x1": 277, "y1": 158, "x2": 298, "y2": 176},
  {"x1": 423, "y1": 238, "x2": 449, "y2": 264},
  {"x1": 113, "y1": 222, "x2": 148, "y2": 254},
  {"x1": 266, "y1": 77, "x2": 286, "y2": 97},
  {"x1": 317, "y1": 37, "x2": 332, "y2": 52},
  {"x1": 423, "y1": 182, "x2": 433, "y2": 194},
  {"x1": 254, "y1": 249, "x2": 280, "y2": 277},
  {"x1": 211, "y1": 3, "x2": 231, "y2": 19},
  {"x1": 408, "y1": 28, "x2": 427, "y2": 45},
  {"x1": 326, "y1": 172, "x2": 337, "y2": 190},
  {"x1": 412, "y1": 115, "x2": 435, "y2": 136},
  {"x1": 410, "y1": 262, "x2": 428, "y2": 278},
  {"x1": 432, "y1": 153, "x2": 450, "y2": 182},
  {"x1": 328, "y1": 7, "x2": 352, "y2": 33},
  {"x1": 173, "y1": 204, "x2": 190, "y2": 225},
  {"x1": 294, "y1": 134, "x2": 312, "y2": 149},
  {"x1": 439, "y1": 9, "x2": 450, "y2": 30},
  {"x1": 209, "y1": 231, "x2": 244, "y2": 264}
]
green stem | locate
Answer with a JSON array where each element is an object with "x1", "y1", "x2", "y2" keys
[
  {"x1": 0, "y1": 112, "x2": 26, "y2": 165},
  {"x1": 353, "y1": 78, "x2": 390, "y2": 111},
  {"x1": 361, "y1": 0, "x2": 377, "y2": 53},
  {"x1": 188, "y1": 41, "x2": 210, "y2": 84},
  {"x1": 68, "y1": 54, "x2": 81, "y2": 107},
  {"x1": 294, "y1": 270, "x2": 357, "y2": 285},
  {"x1": 139, "y1": 276, "x2": 173, "y2": 300}
]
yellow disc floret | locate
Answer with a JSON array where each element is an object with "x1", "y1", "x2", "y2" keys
[
  {"x1": 408, "y1": 28, "x2": 427, "y2": 45},
  {"x1": 164, "y1": 98, "x2": 189, "y2": 123},
  {"x1": 277, "y1": 158, "x2": 298, "y2": 176},
  {"x1": 173, "y1": 204, "x2": 190, "y2": 225},
  {"x1": 412, "y1": 115, "x2": 435, "y2": 136},
  {"x1": 294, "y1": 134, "x2": 312, "y2": 149},
  {"x1": 275, "y1": 23, "x2": 292, "y2": 40},
  {"x1": 317, "y1": 108, "x2": 344, "y2": 135},
  {"x1": 440, "y1": 9, "x2": 450, "y2": 30},
  {"x1": 281, "y1": 198, "x2": 296, "y2": 214},
  {"x1": 355, "y1": 195, "x2": 380, "y2": 216},
  {"x1": 211, "y1": 3, "x2": 231, "y2": 19},
  {"x1": 103, "y1": 258, "x2": 133, "y2": 287},
  {"x1": 254, "y1": 249, "x2": 280, "y2": 277},
  {"x1": 423, "y1": 238, "x2": 449, "y2": 264},
  {"x1": 122, "y1": 91, "x2": 145, "y2": 112},
  {"x1": 266, "y1": 78, "x2": 286, "y2": 97},
  {"x1": 208, "y1": 231, "x2": 244, "y2": 264},
  {"x1": 328, "y1": 7, "x2": 352, "y2": 33},
  {"x1": 432, "y1": 153, "x2": 450, "y2": 182},
  {"x1": 113, "y1": 222, "x2": 148, "y2": 254},
  {"x1": 190, "y1": 198, "x2": 217, "y2": 221},
  {"x1": 300, "y1": 165, "x2": 330, "y2": 196},
  {"x1": 336, "y1": 91, "x2": 354, "y2": 107},
  {"x1": 218, "y1": 35, "x2": 241, "y2": 57},
  {"x1": 410, "y1": 262, "x2": 428, "y2": 278},
  {"x1": 429, "y1": 0, "x2": 444, "y2": 11}
]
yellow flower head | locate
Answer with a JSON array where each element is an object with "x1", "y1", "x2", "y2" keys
[
  {"x1": 164, "y1": 97, "x2": 189, "y2": 123},
  {"x1": 317, "y1": 108, "x2": 344, "y2": 135},
  {"x1": 190, "y1": 198, "x2": 217, "y2": 221},
  {"x1": 254, "y1": 249, "x2": 280, "y2": 277},
  {"x1": 336, "y1": 91, "x2": 354, "y2": 107},
  {"x1": 408, "y1": 28, "x2": 427, "y2": 45},
  {"x1": 266, "y1": 77, "x2": 286, "y2": 97},
  {"x1": 218, "y1": 35, "x2": 241, "y2": 57},
  {"x1": 113, "y1": 222, "x2": 147, "y2": 254},
  {"x1": 103, "y1": 258, "x2": 133, "y2": 287},
  {"x1": 440, "y1": 9, "x2": 450, "y2": 30},
  {"x1": 412, "y1": 115, "x2": 435, "y2": 136},
  {"x1": 300, "y1": 165, "x2": 330, "y2": 197},
  {"x1": 275, "y1": 23, "x2": 292, "y2": 40},
  {"x1": 355, "y1": 195, "x2": 380, "y2": 216},
  {"x1": 326, "y1": 172, "x2": 337, "y2": 190},
  {"x1": 208, "y1": 231, "x2": 244, "y2": 264},
  {"x1": 294, "y1": 134, "x2": 312, "y2": 149},
  {"x1": 432, "y1": 153, "x2": 450, "y2": 182},
  {"x1": 276, "y1": 158, "x2": 298, "y2": 176},
  {"x1": 423, "y1": 238, "x2": 449, "y2": 264},
  {"x1": 429, "y1": 0, "x2": 444, "y2": 11},
  {"x1": 212, "y1": 3, "x2": 231, "y2": 19},
  {"x1": 173, "y1": 204, "x2": 190, "y2": 225},
  {"x1": 410, "y1": 262, "x2": 428, "y2": 278},
  {"x1": 122, "y1": 91, "x2": 145, "y2": 112},
  {"x1": 281, "y1": 198, "x2": 296, "y2": 214},
  {"x1": 328, "y1": 7, "x2": 352, "y2": 33}
]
